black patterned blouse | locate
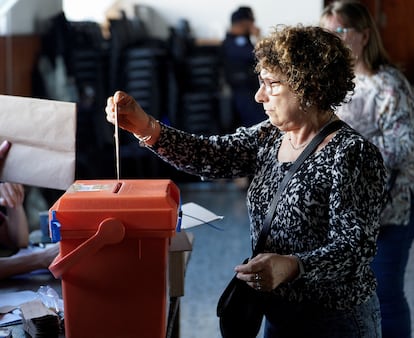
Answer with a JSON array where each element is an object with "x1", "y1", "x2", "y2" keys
[{"x1": 150, "y1": 120, "x2": 387, "y2": 309}]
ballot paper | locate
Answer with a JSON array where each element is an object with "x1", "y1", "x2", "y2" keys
[
  {"x1": 0, "y1": 95, "x2": 76, "y2": 190},
  {"x1": 180, "y1": 202, "x2": 224, "y2": 229},
  {"x1": 0, "y1": 290, "x2": 38, "y2": 327}
]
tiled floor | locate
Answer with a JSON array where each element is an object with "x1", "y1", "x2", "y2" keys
[
  {"x1": 178, "y1": 181, "x2": 253, "y2": 338},
  {"x1": 178, "y1": 181, "x2": 414, "y2": 338},
  {"x1": 406, "y1": 243, "x2": 414, "y2": 337}
]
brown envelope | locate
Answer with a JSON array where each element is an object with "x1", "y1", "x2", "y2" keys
[{"x1": 0, "y1": 95, "x2": 76, "y2": 190}]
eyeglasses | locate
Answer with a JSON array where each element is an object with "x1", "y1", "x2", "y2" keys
[
  {"x1": 335, "y1": 27, "x2": 354, "y2": 35},
  {"x1": 258, "y1": 76, "x2": 285, "y2": 95}
]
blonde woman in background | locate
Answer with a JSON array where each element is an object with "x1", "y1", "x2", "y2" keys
[{"x1": 321, "y1": 1, "x2": 414, "y2": 337}]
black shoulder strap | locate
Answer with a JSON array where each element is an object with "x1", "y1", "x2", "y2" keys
[{"x1": 253, "y1": 119, "x2": 345, "y2": 256}]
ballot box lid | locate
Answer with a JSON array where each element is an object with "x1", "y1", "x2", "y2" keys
[{"x1": 49, "y1": 179, "x2": 180, "y2": 235}]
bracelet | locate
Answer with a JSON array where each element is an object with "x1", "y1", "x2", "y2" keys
[
  {"x1": 133, "y1": 115, "x2": 156, "y2": 144},
  {"x1": 289, "y1": 254, "x2": 305, "y2": 282}
]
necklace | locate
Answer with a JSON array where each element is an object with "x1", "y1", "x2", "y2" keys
[
  {"x1": 287, "y1": 136, "x2": 308, "y2": 150},
  {"x1": 287, "y1": 112, "x2": 336, "y2": 151}
]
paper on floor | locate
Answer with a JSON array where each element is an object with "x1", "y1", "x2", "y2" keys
[{"x1": 180, "y1": 202, "x2": 224, "y2": 229}]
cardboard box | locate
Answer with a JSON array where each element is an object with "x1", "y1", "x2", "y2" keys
[{"x1": 169, "y1": 231, "x2": 194, "y2": 297}]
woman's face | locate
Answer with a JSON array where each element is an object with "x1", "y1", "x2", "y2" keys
[
  {"x1": 255, "y1": 69, "x2": 303, "y2": 131},
  {"x1": 321, "y1": 14, "x2": 368, "y2": 62}
]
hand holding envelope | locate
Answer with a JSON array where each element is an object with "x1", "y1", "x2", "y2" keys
[
  {"x1": 0, "y1": 139, "x2": 11, "y2": 158},
  {"x1": 0, "y1": 95, "x2": 76, "y2": 190}
]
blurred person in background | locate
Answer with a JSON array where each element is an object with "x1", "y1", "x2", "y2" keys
[
  {"x1": 0, "y1": 141, "x2": 59, "y2": 279},
  {"x1": 321, "y1": 1, "x2": 414, "y2": 337},
  {"x1": 220, "y1": 6, "x2": 264, "y2": 131}
]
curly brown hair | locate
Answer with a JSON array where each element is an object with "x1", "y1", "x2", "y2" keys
[{"x1": 254, "y1": 25, "x2": 355, "y2": 112}]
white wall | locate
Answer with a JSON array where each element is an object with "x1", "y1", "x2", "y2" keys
[
  {"x1": 63, "y1": 0, "x2": 323, "y2": 40},
  {"x1": 0, "y1": 0, "x2": 62, "y2": 35},
  {"x1": 0, "y1": 0, "x2": 323, "y2": 38}
]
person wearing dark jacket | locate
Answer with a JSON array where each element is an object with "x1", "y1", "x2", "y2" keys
[{"x1": 220, "y1": 6, "x2": 264, "y2": 131}]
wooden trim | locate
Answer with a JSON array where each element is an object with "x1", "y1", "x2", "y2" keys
[{"x1": 0, "y1": 35, "x2": 41, "y2": 96}]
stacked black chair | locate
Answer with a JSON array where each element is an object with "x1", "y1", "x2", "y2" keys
[
  {"x1": 68, "y1": 21, "x2": 114, "y2": 179},
  {"x1": 120, "y1": 42, "x2": 168, "y2": 121},
  {"x1": 180, "y1": 48, "x2": 222, "y2": 135},
  {"x1": 38, "y1": 10, "x2": 225, "y2": 182},
  {"x1": 169, "y1": 21, "x2": 222, "y2": 135},
  {"x1": 108, "y1": 13, "x2": 174, "y2": 178}
]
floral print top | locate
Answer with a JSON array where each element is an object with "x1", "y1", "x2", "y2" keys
[
  {"x1": 336, "y1": 65, "x2": 414, "y2": 226},
  {"x1": 149, "y1": 120, "x2": 387, "y2": 309}
]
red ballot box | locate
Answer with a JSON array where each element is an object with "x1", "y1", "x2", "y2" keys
[{"x1": 49, "y1": 179, "x2": 180, "y2": 338}]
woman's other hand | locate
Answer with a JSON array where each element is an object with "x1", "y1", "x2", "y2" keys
[{"x1": 235, "y1": 253, "x2": 300, "y2": 291}]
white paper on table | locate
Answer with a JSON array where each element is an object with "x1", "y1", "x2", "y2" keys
[
  {"x1": 0, "y1": 95, "x2": 76, "y2": 190},
  {"x1": 180, "y1": 202, "x2": 224, "y2": 229},
  {"x1": 0, "y1": 290, "x2": 38, "y2": 327}
]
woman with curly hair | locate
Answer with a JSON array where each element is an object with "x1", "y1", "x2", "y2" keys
[
  {"x1": 106, "y1": 25, "x2": 387, "y2": 337},
  {"x1": 321, "y1": 2, "x2": 414, "y2": 337}
]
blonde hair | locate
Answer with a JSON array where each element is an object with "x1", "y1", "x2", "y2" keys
[{"x1": 321, "y1": 0, "x2": 391, "y2": 72}]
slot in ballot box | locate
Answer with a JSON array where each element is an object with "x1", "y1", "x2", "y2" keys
[{"x1": 49, "y1": 179, "x2": 180, "y2": 338}]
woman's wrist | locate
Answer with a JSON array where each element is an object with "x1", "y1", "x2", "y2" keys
[
  {"x1": 287, "y1": 254, "x2": 305, "y2": 282},
  {"x1": 133, "y1": 114, "x2": 160, "y2": 145}
]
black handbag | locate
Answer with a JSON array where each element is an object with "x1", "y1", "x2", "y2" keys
[
  {"x1": 217, "y1": 257, "x2": 265, "y2": 337},
  {"x1": 217, "y1": 120, "x2": 345, "y2": 338}
]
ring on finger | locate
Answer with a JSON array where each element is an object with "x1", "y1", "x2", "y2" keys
[
  {"x1": 255, "y1": 281, "x2": 261, "y2": 290},
  {"x1": 254, "y1": 273, "x2": 262, "y2": 281}
]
